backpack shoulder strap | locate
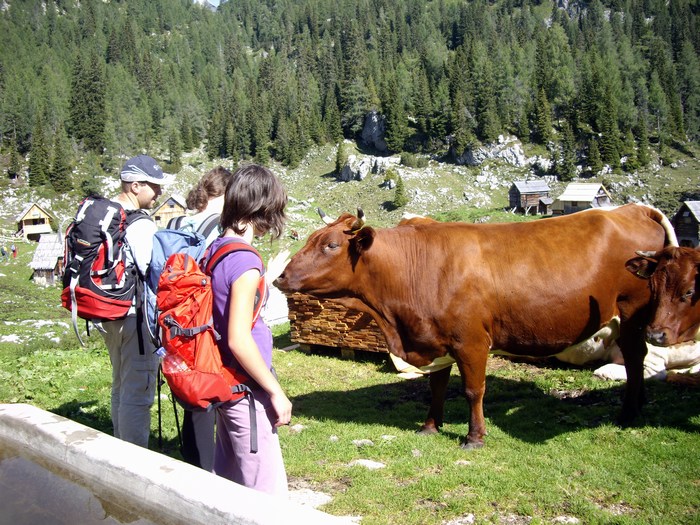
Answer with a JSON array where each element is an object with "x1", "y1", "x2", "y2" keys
[
  {"x1": 126, "y1": 209, "x2": 151, "y2": 226},
  {"x1": 195, "y1": 213, "x2": 221, "y2": 239},
  {"x1": 204, "y1": 239, "x2": 267, "y2": 324},
  {"x1": 167, "y1": 215, "x2": 185, "y2": 230},
  {"x1": 204, "y1": 239, "x2": 263, "y2": 276}
]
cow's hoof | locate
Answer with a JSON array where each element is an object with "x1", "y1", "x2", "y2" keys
[
  {"x1": 616, "y1": 414, "x2": 642, "y2": 428},
  {"x1": 460, "y1": 440, "x2": 484, "y2": 450},
  {"x1": 616, "y1": 408, "x2": 643, "y2": 428},
  {"x1": 416, "y1": 426, "x2": 438, "y2": 436}
]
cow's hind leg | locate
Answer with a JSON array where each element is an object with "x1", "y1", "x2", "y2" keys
[
  {"x1": 418, "y1": 365, "x2": 451, "y2": 435},
  {"x1": 455, "y1": 351, "x2": 488, "y2": 449}
]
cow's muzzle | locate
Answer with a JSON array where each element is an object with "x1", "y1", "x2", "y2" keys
[{"x1": 646, "y1": 327, "x2": 670, "y2": 346}]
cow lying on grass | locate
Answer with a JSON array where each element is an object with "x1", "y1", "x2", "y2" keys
[
  {"x1": 623, "y1": 245, "x2": 700, "y2": 387},
  {"x1": 276, "y1": 204, "x2": 678, "y2": 448}
]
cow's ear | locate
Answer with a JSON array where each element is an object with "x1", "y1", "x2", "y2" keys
[
  {"x1": 625, "y1": 256, "x2": 658, "y2": 279},
  {"x1": 351, "y1": 226, "x2": 375, "y2": 253}
]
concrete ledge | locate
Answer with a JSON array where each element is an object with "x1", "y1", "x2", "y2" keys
[{"x1": 0, "y1": 403, "x2": 345, "y2": 525}]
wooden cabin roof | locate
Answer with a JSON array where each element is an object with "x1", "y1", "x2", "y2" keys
[
  {"x1": 151, "y1": 195, "x2": 187, "y2": 216},
  {"x1": 29, "y1": 233, "x2": 63, "y2": 271},
  {"x1": 15, "y1": 202, "x2": 54, "y2": 223},
  {"x1": 511, "y1": 180, "x2": 550, "y2": 194},
  {"x1": 556, "y1": 183, "x2": 611, "y2": 203},
  {"x1": 675, "y1": 201, "x2": 700, "y2": 222}
]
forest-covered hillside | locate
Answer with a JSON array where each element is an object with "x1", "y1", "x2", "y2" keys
[{"x1": 0, "y1": 0, "x2": 698, "y2": 193}]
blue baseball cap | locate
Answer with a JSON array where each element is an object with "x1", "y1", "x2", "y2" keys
[{"x1": 120, "y1": 155, "x2": 174, "y2": 185}]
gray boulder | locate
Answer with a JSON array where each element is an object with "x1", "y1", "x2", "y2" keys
[
  {"x1": 361, "y1": 111, "x2": 388, "y2": 153},
  {"x1": 453, "y1": 135, "x2": 528, "y2": 167}
]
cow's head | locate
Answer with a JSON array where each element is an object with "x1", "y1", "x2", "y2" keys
[
  {"x1": 626, "y1": 246, "x2": 700, "y2": 346},
  {"x1": 275, "y1": 208, "x2": 376, "y2": 297}
]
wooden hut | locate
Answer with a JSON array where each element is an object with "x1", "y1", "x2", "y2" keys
[
  {"x1": 15, "y1": 202, "x2": 54, "y2": 241},
  {"x1": 552, "y1": 183, "x2": 613, "y2": 215},
  {"x1": 671, "y1": 201, "x2": 700, "y2": 247},
  {"x1": 508, "y1": 180, "x2": 552, "y2": 215},
  {"x1": 29, "y1": 233, "x2": 64, "y2": 286},
  {"x1": 286, "y1": 293, "x2": 388, "y2": 358},
  {"x1": 151, "y1": 195, "x2": 187, "y2": 229}
]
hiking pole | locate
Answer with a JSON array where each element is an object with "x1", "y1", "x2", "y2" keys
[
  {"x1": 157, "y1": 364, "x2": 163, "y2": 450},
  {"x1": 171, "y1": 391, "x2": 182, "y2": 450}
]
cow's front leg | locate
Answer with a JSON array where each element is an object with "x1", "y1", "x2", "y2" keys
[
  {"x1": 418, "y1": 365, "x2": 451, "y2": 435},
  {"x1": 617, "y1": 319, "x2": 648, "y2": 426}
]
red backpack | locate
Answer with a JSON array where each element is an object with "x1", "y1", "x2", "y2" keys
[
  {"x1": 156, "y1": 240, "x2": 267, "y2": 452},
  {"x1": 61, "y1": 196, "x2": 147, "y2": 344}
]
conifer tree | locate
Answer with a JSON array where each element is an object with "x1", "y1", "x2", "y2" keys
[
  {"x1": 636, "y1": 116, "x2": 651, "y2": 166},
  {"x1": 676, "y1": 40, "x2": 700, "y2": 140},
  {"x1": 429, "y1": 79, "x2": 450, "y2": 142},
  {"x1": 335, "y1": 141, "x2": 349, "y2": 175},
  {"x1": 206, "y1": 109, "x2": 224, "y2": 160},
  {"x1": 557, "y1": 121, "x2": 577, "y2": 181},
  {"x1": 600, "y1": 99, "x2": 621, "y2": 170},
  {"x1": 180, "y1": 117, "x2": 193, "y2": 152},
  {"x1": 275, "y1": 116, "x2": 294, "y2": 166},
  {"x1": 69, "y1": 50, "x2": 106, "y2": 153},
  {"x1": 517, "y1": 105, "x2": 530, "y2": 142},
  {"x1": 393, "y1": 174, "x2": 409, "y2": 208},
  {"x1": 413, "y1": 65, "x2": 432, "y2": 136},
  {"x1": 251, "y1": 116, "x2": 270, "y2": 164},
  {"x1": 533, "y1": 88, "x2": 552, "y2": 144},
  {"x1": 49, "y1": 128, "x2": 73, "y2": 192},
  {"x1": 28, "y1": 114, "x2": 49, "y2": 187},
  {"x1": 384, "y1": 75, "x2": 408, "y2": 153},
  {"x1": 7, "y1": 136, "x2": 21, "y2": 179},
  {"x1": 451, "y1": 98, "x2": 476, "y2": 156},
  {"x1": 587, "y1": 138, "x2": 603, "y2": 175},
  {"x1": 648, "y1": 71, "x2": 669, "y2": 139},
  {"x1": 307, "y1": 105, "x2": 325, "y2": 146},
  {"x1": 224, "y1": 121, "x2": 236, "y2": 161},
  {"x1": 472, "y1": 48, "x2": 500, "y2": 143},
  {"x1": 622, "y1": 129, "x2": 639, "y2": 172},
  {"x1": 167, "y1": 129, "x2": 182, "y2": 172},
  {"x1": 323, "y1": 90, "x2": 344, "y2": 144}
]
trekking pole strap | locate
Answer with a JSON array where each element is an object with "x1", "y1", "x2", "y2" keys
[{"x1": 232, "y1": 384, "x2": 258, "y2": 454}]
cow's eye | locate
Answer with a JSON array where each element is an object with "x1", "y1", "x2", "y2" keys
[
  {"x1": 326, "y1": 242, "x2": 339, "y2": 250},
  {"x1": 683, "y1": 289, "x2": 695, "y2": 301}
]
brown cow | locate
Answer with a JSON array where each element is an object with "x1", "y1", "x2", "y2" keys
[
  {"x1": 626, "y1": 246, "x2": 700, "y2": 346},
  {"x1": 275, "y1": 204, "x2": 676, "y2": 448}
]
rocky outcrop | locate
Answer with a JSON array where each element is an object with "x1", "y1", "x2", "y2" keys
[
  {"x1": 339, "y1": 154, "x2": 399, "y2": 182},
  {"x1": 360, "y1": 111, "x2": 387, "y2": 153},
  {"x1": 453, "y1": 135, "x2": 528, "y2": 167}
]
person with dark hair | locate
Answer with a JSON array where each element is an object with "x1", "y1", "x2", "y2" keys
[
  {"x1": 177, "y1": 165, "x2": 233, "y2": 471},
  {"x1": 209, "y1": 163, "x2": 291, "y2": 495},
  {"x1": 185, "y1": 165, "x2": 232, "y2": 219}
]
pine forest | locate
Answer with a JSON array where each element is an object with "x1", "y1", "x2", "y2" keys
[{"x1": 0, "y1": 0, "x2": 699, "y2": 192}]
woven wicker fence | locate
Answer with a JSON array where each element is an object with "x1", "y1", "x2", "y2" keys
[{"x1": 285, "y1": 292, "x2": 388, "y2": 353}]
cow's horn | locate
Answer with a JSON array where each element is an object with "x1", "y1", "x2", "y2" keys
[
  {"x1": 636, "y1": 250, "x2": 656, "y2": 259},
  {"x1": 350, "y1": 208, "x2": 365, "y2": 231},
  {"x1": 636, "y1": 250, "x2": 658, "y2": 258},
  {"x1": 318, "y1": 208, "x2": 334, "y2": 225}
]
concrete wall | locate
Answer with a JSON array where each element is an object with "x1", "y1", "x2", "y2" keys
[{"x1": 0, "y1": 404, "x2": 346, "y2": 525}]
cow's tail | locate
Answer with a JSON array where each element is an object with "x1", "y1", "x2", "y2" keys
[{"x1": 635, "y1": 203, "x2": 678, "y2": 247}]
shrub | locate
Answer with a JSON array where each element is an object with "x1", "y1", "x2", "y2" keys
[{"x1": 400, "y1": 152, "x2": 428, "y2": 168}]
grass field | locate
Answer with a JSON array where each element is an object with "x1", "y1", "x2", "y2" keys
[
  {"x1": 1, "y1": 139, "x2": 699, "y2": 523},
  {"x1": 1, "y1": 238, "x2": 699, "y2": 525}
]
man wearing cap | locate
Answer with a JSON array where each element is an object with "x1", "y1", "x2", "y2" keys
[{"x1": 102, "y1": 154, "x2": 174, "y2": 448}]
